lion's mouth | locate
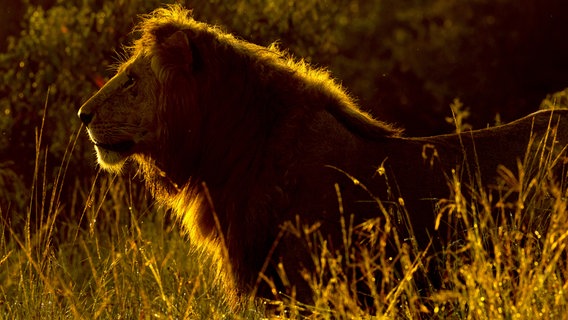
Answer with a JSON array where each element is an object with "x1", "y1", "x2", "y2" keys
[{"x1": 95, "y1": 140, "x2": 135, "y2": 152}]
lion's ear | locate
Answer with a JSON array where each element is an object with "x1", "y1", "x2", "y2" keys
[
  {"x1": 163, "y1": 30, "x2": 193, "y2": 67},
  {"x1": 152, "y1": 30, "x2": 199, "y2": 78}
]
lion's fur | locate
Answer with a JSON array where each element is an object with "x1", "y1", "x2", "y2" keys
[
  {"x1": 124, "y1": 6, "x2": 405, "y2": 299},
  {"x1": 79, "y1": 5, "x2": 568, "y2": 308}
]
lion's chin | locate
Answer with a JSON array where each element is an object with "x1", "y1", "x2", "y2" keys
[{"x1": 95, "y1": 145, "x2": 130, "y2": 173}]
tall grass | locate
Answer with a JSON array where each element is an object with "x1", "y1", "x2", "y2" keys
[
  {"x1": 1, "y1": 101, "x2": 567, "y2": 319},
  {"x1": 268, "y1": 105, "x2": 568, "y2": 318}
]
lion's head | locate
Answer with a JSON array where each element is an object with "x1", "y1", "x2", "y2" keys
[
  {"x1": 77, "y1": 14, "x2": 206, "y2": 175},
  {"x1": 78, "y1": 53, "x2": 159, "y2": 172},
  {"x1": 79, "y1": 6, "x2": 398, "y2": 194}
]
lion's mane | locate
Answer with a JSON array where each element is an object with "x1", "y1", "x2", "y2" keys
[{"x1": 127, "y1": 5, "x2": 402, "y2": 303}]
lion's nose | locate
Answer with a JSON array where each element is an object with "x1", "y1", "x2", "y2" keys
[{"x1": 78, "y1": 110, "x2": 94, "y2": 125}]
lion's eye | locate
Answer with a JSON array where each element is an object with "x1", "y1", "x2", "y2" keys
[{"x1": 123, "y1": 73, "x2": 136, "y2": 90}]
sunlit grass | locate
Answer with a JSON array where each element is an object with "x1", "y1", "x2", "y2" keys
[
  {"x1": 1, "y1": 100, "x2": 567, "y2": 319},
  {"x1": 267, "y1": 147, "x2": 568, "y2": 319},
  {"x1": 0, "y1": 148, "x2": 255, "y2": 318}
]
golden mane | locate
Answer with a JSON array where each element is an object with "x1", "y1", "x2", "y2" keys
[
  {"x1": 128, "y1": 6, "x2": 404, "y2": 281},
  {"x1": 132, "y1": 5, "x2": 402, "y2": 136}
]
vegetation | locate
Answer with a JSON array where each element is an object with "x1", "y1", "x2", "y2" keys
[{"x1": 1, "y1": 0, "x2": 568, "y2": 318}]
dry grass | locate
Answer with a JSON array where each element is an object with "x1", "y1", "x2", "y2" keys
[{"x1": 1, "y1": 102, "x2": 567, "y2": 319}]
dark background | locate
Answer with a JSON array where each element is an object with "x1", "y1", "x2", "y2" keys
[{"x1": 1, "y1": 0, "x2": 568, "y2": 222}]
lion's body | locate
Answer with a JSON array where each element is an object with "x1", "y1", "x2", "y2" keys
[{"x1": 79, "y1": 5, "x2": 568, "y2": 307}]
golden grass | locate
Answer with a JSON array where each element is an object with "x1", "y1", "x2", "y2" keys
[{"x1": 1, "y1": 102, "x2": 567, "y2": 319}]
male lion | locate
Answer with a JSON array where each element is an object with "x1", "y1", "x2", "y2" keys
[{"x1": 78, "y1": 5, "x2": 568, "y2": 308}]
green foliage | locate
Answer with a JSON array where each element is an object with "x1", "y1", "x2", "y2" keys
[{"x1": 0, "y1": 0, "x2": 174, "y2": 213}]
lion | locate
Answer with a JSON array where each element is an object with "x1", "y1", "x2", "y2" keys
[{"x1": 78, "y1": 5, "x2": 568, "y2": 308}]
